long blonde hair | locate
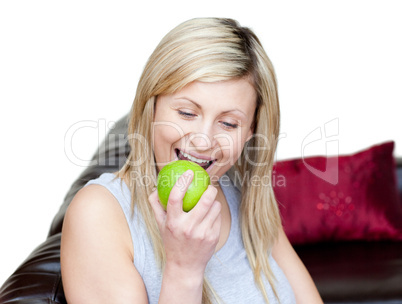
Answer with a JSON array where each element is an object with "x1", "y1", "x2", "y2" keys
[{"x1": 119, "y1": 17, "x2": 281, "y2": 303}]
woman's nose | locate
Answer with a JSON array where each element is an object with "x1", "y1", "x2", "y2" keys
[{"x1": 189, "y1": 131, "x2": 218, "y2": 151}]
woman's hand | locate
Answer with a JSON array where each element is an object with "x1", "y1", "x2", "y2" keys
[{"x1": 149, "y1": 169, "x2": 222, "y2": 278}]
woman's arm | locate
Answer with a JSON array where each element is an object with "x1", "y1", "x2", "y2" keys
[
  {"x1": 61, "y1": 184, "x2": 148, "y2": 303},
  {"x1": 148, "y1": 169, "x2": 222, "y2": 304},
  {"x1": 61, "y1": 170, "x2": 221, "y2": 304},
  {"x1": 272, "y1": 227, "x2": 323, "y2": 304}
]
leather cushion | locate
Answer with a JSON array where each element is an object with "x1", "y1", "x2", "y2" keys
[
  {"x1": 0, "y1": 233, "x2": 66, "y2": 304},
  {"x1": 295, "y1": 241, "x2": 402, "y2": 302}
]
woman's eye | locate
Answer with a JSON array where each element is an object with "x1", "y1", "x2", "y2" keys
[
  {"x1": 222, "y1": 121, "x2": 239, "y2": 129},
  {"x1": 178, "y1": 110, "x2": 196, "y2": 118},
  {"x1": 177, "y1": 110, "x2": 238, "y2": 129}
]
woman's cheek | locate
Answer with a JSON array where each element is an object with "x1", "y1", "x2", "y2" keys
[{"x1": 153, "y1": 120, "x2": 184, "y2": 143}]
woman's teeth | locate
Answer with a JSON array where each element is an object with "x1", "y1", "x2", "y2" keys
[
  {"x1": 179, "y1": 150, "x2": 212, "y2": 165},
  {"x1": 176, "y1": 149, "x2": 214, "y2": 171}
]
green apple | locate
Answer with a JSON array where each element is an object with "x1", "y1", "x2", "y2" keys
[{"x1": 157, "y1": 160, "x2": 211, "y2": 212}]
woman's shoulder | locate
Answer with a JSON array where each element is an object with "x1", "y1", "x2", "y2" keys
[
  {"x1": 71, "y1": 180, "x2": 121, "y2": 212},
  {"x1": 64, "y1": 181, "x2": 131, "y2": 245},
  {"x1": 85, "y1": 172, "x2": 130, "y2": 196},
  {"x1": 79, "y1": 172, "x2": 132, "y2": 210},
  {"x1": 62, "y1": 173, "x2": 136, "y2": 259},
  {"x1": 61, "y1": 178, "x2": 147, "y2": 302},
  {"x1": 63, "y1": 172, "x2": 133, "y2": 246}
]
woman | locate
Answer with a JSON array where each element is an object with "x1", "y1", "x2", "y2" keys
[{"x1": 61, "y1": 17, "x2": 323, "y2": 303}]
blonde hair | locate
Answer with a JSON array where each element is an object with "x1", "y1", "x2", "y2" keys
[{"x1": 119, "y1": 17, "x2": 281, "y2": 303}]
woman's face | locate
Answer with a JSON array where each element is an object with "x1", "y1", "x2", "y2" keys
[{"x1": 153, "y1": 78, "x2": 257, "y2": 184}]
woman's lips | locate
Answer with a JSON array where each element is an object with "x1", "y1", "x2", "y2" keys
[{"x1": 174, "y1": 148, "x2": 217, "y2": 171}]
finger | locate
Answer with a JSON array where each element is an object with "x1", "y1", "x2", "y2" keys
[
  {"x1": 148, "y1": 188, "x2": 166, "y2": 226},
  {"x1": 197, "y1": 200, "x2": 222, "y2": 241},
  {"x1": 201, "y1": 200, "x2": 222, "y2": 229},
  {"x1": 166, "y1": 169, "x2": 194, "y2": 219},
  {"x1": 188, "y1": 185, "x2": 218, "y2": 223}
]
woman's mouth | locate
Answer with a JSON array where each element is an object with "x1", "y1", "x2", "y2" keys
[{"x1": 175, "y1": 148, "x2": 216, "y2": 171}]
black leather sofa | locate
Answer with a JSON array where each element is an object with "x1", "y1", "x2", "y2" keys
[{"x1": 1, "y1": 115, "x2": 401, "y2": 303}]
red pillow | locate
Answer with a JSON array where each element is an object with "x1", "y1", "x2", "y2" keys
[{"x1": 273, "y1": 141, "x2": 402, "y2": 244}]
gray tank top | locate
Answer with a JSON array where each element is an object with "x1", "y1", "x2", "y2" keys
[{"x1": 85, "y1": 173, "x2": 296, "y2": 304}]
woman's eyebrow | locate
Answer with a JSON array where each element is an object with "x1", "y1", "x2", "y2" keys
[
  {"x1": 175, "y1": 97, "x2": 202, "y2": 109},
  {"x1": 174, "y1": 97, "x2": 248, "y2": 119}
]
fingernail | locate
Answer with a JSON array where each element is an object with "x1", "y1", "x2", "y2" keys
[{"x1": 183, "y1": 169, "x2": 193, "y2": 177}]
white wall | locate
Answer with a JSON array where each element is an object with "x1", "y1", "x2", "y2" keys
[{"x1": 0, "y1": 0, "x2": 401, "y2": 287}]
